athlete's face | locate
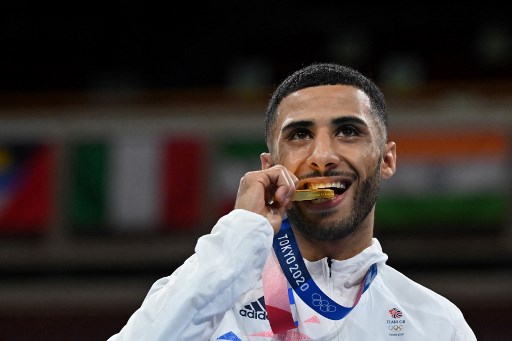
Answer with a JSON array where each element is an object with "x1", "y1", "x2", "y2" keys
[{"x1": 261, "y1": 85, "x2": 396, "y2": 241}]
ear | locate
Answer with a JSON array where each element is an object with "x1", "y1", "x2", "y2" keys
[
  {"x1": 380, "y1": 141, "x2": 396, "y2": 179},
  {"x1": 260, "y1": 152, "x2": 273, "y2": 170}
]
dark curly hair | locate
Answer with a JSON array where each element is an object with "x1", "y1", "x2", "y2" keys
[{"x1": 264, "y1": 63, "x2": 387, "y2": 149}]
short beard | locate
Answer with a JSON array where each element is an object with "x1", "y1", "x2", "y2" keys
[{"x1": 287, "y1": 163, "x2": 381, "y2": 241}]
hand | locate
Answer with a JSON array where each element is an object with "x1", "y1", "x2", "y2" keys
[{"x1": 234, "y1": 165, "x2": 298, "y2": 234}]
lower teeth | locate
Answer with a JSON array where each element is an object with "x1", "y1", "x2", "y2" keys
[{"x1": 311, "y1": 198, "x2": 331, "y2": 204}]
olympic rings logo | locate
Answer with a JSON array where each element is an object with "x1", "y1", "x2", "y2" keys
[
  {"x1": 311, "y1": 293, "x2": 337, "y2": 313},
  {"x1": 388, "y1": 325, "x2": 404, "y2": 331}
]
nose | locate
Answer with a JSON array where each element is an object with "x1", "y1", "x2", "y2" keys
[{"x1": 306, "y1": 134, "x2": 340, "y2": 172}]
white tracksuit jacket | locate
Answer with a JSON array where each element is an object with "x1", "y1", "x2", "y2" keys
[{"x1": 109, "y1": 209, "x2": 477, "y2": 340}]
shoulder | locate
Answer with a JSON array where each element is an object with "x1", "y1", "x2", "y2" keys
[
  {"x1": 376, "y1": 264, "x2": 465, "y2": 319},
  {"x1": 357, "y1": 264, "x2": 476, "y2": 339}
]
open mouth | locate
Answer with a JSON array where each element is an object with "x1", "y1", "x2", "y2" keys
[{"x1": 302, "y1": 180, "x2": 350, "y2": 198}]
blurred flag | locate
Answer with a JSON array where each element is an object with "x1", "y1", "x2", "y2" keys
[
  {"x1": 0, "y1": 143, "x2": 56, "y2": 234},
  {"x1": 377, "y1": 129, "x2": 510, "y2": 232},
  {"x1": 66, "y1": 136, "x2": 205, "y2": 234},
  {"x1": 213, "y1": 139, "x2": 267, "y2": 219},
  {"x1": 66, "y1": 141, "x2": 108, "y2": 233},
  {"x1": 161, "y1": 138, "x2": 204, "y2": 231}
]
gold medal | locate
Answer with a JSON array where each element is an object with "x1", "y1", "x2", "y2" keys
[{"x1": 292, "y1": 189, "x2": 334, "y2": 201}]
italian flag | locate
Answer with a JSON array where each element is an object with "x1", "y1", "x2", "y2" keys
[{"x1": 66, "y1": 135, "x2": 205, "y2": 234}]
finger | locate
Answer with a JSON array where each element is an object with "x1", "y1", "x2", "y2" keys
[
  {"x1": 265, "y1": 165, "x2": 298, "y2": 204},
  {"x1": 234, "y1": 165, "x2": 297, "y2": 233}
]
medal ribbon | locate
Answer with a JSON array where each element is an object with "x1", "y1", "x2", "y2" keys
[
  {"x1": 270, "y1": 218, "x2": 377, "y2": 321},
  {"x1": 262, "y1": 250, "x2": 298, "y2": 333}
]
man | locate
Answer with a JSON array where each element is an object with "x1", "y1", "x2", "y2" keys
[{"x1": 109, "y1": 63, "x2": 476, "y2": 340}]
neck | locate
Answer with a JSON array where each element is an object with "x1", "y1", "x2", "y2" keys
[{"x1": 292, "y1": 220, "x2": 374, "y2": 262}]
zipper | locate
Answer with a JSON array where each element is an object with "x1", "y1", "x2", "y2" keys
[{"x1": 327, "y1": 257, "x2": 332, "y2": 277}]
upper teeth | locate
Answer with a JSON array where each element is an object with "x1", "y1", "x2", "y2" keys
[{"x1": 308, "y1": 182, "x2": 346, "y2": 189}]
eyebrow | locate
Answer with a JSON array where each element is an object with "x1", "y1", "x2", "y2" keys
[
  {"x1": 332, "y1": 116, "x2": 368, "y2": 127},
  {"x1": 281, "y1": 120, "x2": 313, "y2": 135},
  {"x1": 281, "y1": 116, "x2": 369, "y2": 135}
]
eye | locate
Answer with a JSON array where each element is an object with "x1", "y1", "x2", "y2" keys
[
  {"x1": 289, "y1": 128, "x2": 312, "y2": 140},
  {"x1": 337, "y1": 125, "x2": 360, "y2": 138}
]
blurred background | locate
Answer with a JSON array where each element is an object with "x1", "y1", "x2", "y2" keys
[{"x1": 1, "y1": 3, "x2": 511, "y2": 340}]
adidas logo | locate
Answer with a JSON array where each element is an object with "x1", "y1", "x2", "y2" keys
[{"x1": 239, "y1": 296, "x2": 268, "y2": 320}]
